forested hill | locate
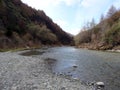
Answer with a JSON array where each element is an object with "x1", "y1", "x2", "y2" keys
[
  {"x1": 0, "y1": 0, "x2": 73, "y2": 49},
  {"x1": 75, "y1": 6, "x2": 120, "y2": 50}
]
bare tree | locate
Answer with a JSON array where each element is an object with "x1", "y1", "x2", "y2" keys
[
  {"x1": 100, "y1": 14, "x2": 104, "y2": 22},
  {"x1": 107, "y1": 5, "x2": 117, "y2": 18},
  {"x1": 90, "y1": 18, "x2": 96, "y2": 28}
]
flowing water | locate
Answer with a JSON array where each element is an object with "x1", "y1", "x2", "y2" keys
[{"x1": 22, "y1": 46, "x2": 120, "y2": 90}]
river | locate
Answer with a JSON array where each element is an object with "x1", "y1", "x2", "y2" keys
[{"x1": 23, "y1": 46, "x2": 120, "y2": 90}]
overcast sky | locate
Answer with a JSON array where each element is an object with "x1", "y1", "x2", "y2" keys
[{"x1": 21, "y1": 0, "x2": 120, "y2": 35}]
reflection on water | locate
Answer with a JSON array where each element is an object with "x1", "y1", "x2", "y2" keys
[{"x1": 22, "y1": 46, "x2": 120, "y2": 90}]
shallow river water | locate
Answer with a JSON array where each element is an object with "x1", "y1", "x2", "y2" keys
[{"x1": 24, "y1": 46, "x2": 120, "y2": 90}]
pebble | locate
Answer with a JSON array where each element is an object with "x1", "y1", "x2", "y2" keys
[{"x1": 0, "y1": 51, "x2": 92, "y2": 90}]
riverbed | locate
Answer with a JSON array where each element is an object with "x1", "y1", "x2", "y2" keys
[
  {"x1": 0, "y1": 47, "x2": 92, "y2": 90},
  {"x1": 30, "y1": 46, "x2": 120, "y2": 90},
  {"x1": 0, "y1": 46, "x2": 120, "y2": 90}
]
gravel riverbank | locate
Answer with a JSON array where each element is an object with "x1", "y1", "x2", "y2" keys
[{"x1": 0, "y1": 51, "x2": 92, "y2": 90}]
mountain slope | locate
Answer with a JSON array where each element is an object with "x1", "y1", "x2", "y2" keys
[
  {"x1": 0, "y1": 0, "x2": 73, "y2": 49},
  {"x1": 75, "y1": 7, "x2": 120, "y2": 50}
]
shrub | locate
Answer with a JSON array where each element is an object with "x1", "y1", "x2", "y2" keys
[
  {"x1": 104, "y1": 22, "x2": 120, "y2": 45},
  {"x1": 75, "y1": 30, "x2": 91, "y2": 45},
  {"x1": 27, "y1": 23, "x2": 58, "y2": 44}
]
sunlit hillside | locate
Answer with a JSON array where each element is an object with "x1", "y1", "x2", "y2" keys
[{"x1": 75, "y1": 5, "x2": 120, "y2": 50}]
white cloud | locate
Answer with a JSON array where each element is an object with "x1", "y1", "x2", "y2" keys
[
  {"x1": 21, "y1": 0, "x2": 81, "y2": 8},
  {"x1": 21, "y1": 0, "x2": 52, "y2": 9},
  {"x1": 62, "y1": 0, "x2": 81, "y2": 6},
  {"x1": 81, "y1": 0, "x2": 92, "y2": 7},
  {"x1": 21, "y1": 0, "x2": 118, "y2": 35},
  {"x1": 54, "y1": 19, "x2": 68, "y2": 28},
  {"x1": 76, "y1": 0, "x2": 112, "y2": 24},
  {"x1": 81, "y1": 0, "x2": 106, "y2": 8},
  {"x1": 113, "y1": 0, "x2": 120, "y2": 9},
  {"x1": 54, "y1": 19, "x2": 80, "y2": 35},
  {"x1": 69, "y1": 28, "x2": 80, "y2": 35}
]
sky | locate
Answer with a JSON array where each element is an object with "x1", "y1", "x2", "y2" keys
[{"x1": 21, "y1": 0, "x2": 120, "y2": 35}]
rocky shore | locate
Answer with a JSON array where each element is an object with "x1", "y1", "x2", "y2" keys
[
  {"x1": 77, "y1": 43, "x2": 120, "y2": 52},
  {"x1": 0, "y1": 51, "x2": 92, "y2": 90}
]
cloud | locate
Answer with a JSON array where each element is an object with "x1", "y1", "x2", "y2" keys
[
  {"x1": 75, "y1": 0, "x2": 113, "y2": 24},
  {"x1": 69, "y1": 28, "x2": 80, "y2": 35},
  {"x1": 113, "y1": 0, "x2": 120, "y2": 9},
  {"x1": 54, "y1": 19, "x2": 68, "y2": 28},
  {"x1": 62, "y1": 0, "x2": 81, "y2": 6},
  {"x1": 21, "y1": 0, "x2": 52, "y2": 9},
  {"x1": 54, "y1": 19, "x2": 80, "y2": 35},
  {"x1": 81, "y1": 0, "x2": 92, "y2": 7},
  {"x1": 81, "y1": 0, "x2": 109, "y2": 9},
  {"x1": 21, "y1": 0, "x2": 81, "y2": 8},
  {"x1": 81, "y1": 0, "x2": 98, "y2": 7},
  {"x1": 21, "y1": 0, "x2": 119, "y2": 35}
]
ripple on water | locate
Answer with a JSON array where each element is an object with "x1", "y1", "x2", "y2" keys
[{"x1": 21, "y1": 47, "x2": 120, "y2": 90}]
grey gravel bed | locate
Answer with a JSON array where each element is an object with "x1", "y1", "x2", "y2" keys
[{"x1": 0, "y1": 51, "x2": 92, "y2": 90}]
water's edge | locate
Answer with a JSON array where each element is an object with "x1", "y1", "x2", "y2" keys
[{"x1": 20, "y1": 46, "x2": 120, "y2": 90}]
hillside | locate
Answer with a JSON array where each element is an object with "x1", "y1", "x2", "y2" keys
[
  {"x1": 0, "y1": 0, "x2": 73, "y2": 49},
  {"x1": 75, "y1": 6, "x2": 120, "y2": 50}
]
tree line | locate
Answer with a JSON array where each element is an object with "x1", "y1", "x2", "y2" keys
[
  {"x1": 75, "y1": 5, "x2": 120, "y2": 50},
  {"x1": 0, "y1": 0, "x2": 73, "y2": 50}
]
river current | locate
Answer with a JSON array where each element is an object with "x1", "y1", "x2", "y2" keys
[{"x1": 23, "y1": 46, "x2": 120, "y2": 90}]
